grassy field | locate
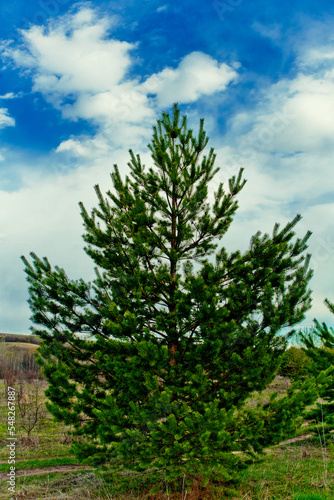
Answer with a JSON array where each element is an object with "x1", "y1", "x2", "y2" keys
[{"x1": 0, "y1": 368, "x2": 333, "y2": 499}]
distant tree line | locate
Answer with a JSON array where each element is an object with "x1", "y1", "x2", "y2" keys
[
  {"x1": 0, "y1": 334, "x2": 40, "y2": 344},
  {"x1": 0, "y1": 344, "x2": 40, "y2": 381}
]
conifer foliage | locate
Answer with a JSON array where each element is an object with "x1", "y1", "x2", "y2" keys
[
  {"x1": 22, "y1": 105, "x2": 330, "y2": 488},
  {"x1": 300, "y1": 298, "x2": 334, "y2": 438}
]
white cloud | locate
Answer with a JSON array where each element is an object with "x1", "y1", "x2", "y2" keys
[
  {"x1": 0, "y1": 148, "x2": 131, "y2": 333},
  {"x1": 141, "y1": 52, "x2": 238, "y2": 107},
  {"x1": 229, "y1": 75, "x2": 334, "y2": 161},
  {"x1": 0, "y1": 92, "x2": 17, "y2": 99},
  {"x1": 0, "y1": 108, "x2": 15, "y2": 128},
  {"x1": 14, "y1": 14, "x2": 136, "y2": 98},
  {"x1": 61, "y1": 85, "x2": 153, "y2": 124},
  {"x1": 214, "y1": 41, "x2": 334, "y2": 326},
  {"x1": 252, "y1": 21, "x2": 282, "y2": 41},
  {"x1": 0, "y1": 7, "x2": 237, "y2": 157},
  {"x1": 56, "y1": 137, "x2": 110, "y2": 158}
]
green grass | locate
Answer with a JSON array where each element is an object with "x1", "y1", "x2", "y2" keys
[
  {"x1": 0, "y1": 456, "x2": 80, "y2": 472},
  {"x1": 294, "y1": 495, "x2": 334, "y2": 500},
  {"x1": 238, "y1": 439, "x2": 334, "y2": 500}
]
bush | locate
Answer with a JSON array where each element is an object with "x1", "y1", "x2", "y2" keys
[
  {"x1": 299, "y1": 306, "x2": 334, "y2": 438},
  {"x1": 278, "y1": 346, "x2": 310, "y2": 379}
]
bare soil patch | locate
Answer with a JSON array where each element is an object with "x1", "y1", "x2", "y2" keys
[{"x1": 0, "y1": 464, "x2": 90, "y2": 481}]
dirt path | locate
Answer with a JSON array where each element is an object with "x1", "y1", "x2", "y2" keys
[
  {"x1": 278, "y1": 434, "x2": 314, "y2": 446},
  {"x1": 0, "y1": 456, "x2": 75, "y2": 465},
  {"x1": 0, "y1": 464, "x2": 90, "y2": 481}
]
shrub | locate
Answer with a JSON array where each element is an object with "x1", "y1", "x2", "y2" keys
[
  {"x1": 278, "y1": 346, "x2": 310, "y2": 379},
  {"x1": 299, "y1": 302, "x2": 334, "y2": 438}
]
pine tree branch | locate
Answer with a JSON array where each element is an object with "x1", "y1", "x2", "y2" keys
[
  {"x1": 180, "y1": 321, "x2": 200, "y2": 360},
  {"x1": 142, "y1": 254, "x2": 169, "y2": 305},
  {"x1": 38, "y1": 319, "x2": 117, "y2": 381},
  {"x1": 142, "y1": 322, "x2": 167, "y2": 339}
]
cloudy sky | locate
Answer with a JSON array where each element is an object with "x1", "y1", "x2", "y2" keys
[{"x1": 1, "y1": 0, "x2": 334, "y2": 334}]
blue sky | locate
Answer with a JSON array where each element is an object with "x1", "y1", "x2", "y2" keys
[{"x1": 1, "y1": 0, "x2": 334, "y2": 334}]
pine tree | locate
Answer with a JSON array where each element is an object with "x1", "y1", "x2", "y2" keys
[
  {"x1": 22, "y1": 105, "x2": 332, "y2": 490},
  {"x1": 300, "y1": 298, "x2": 334, "y2": 439}
]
